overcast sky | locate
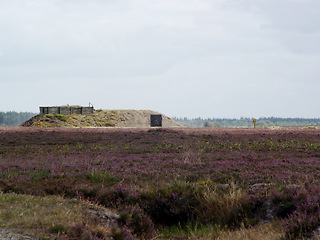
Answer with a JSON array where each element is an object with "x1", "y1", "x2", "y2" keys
[{"x1": 1, "y1": 0, "x2": 320, "y2": 118}]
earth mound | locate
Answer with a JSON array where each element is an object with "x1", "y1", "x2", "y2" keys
[{"x1": 21, "y1": 110, "x2": 184, "y2": 128}]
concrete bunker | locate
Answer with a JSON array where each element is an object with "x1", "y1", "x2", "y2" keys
[
  {"x1": 150, "y1": 114, "x2": 162, "y2": 127},
  {"x1": 39, "y1": 106, "x2": 94, "y2": 115}
]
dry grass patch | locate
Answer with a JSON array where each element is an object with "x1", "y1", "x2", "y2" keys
[
  {"x1": 214, "y1": 222, "x2": 284, "y2": 240},
  {"x1": 0, "y1": 193, "x2": 113, "y2": 239},
  {"x1": 158, "y1": 222, "x2": 284, "y2": 240},
  {"x1": 196, "y1": 183, "x2": 251, "y2": 226}
]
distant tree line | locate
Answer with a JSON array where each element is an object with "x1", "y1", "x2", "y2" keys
[
  {"x1": 173, "y1": 117, "x2": 320, "y2": 128},
  {"x1": 0, "y1": 111, "x2": 37, "y2": 126},
  {"x1": 2, "y1": 112, "x2": 320, "y2": 128}
]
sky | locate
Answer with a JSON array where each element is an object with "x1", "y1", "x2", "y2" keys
[{"x1": 1, "y1": 0, "x2": 320, "y2": 118}]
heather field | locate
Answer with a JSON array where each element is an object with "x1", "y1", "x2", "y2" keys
[{"x1": 1, "y1": 127, "x2": 320, "y2": 239}]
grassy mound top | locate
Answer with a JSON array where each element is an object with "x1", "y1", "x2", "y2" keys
[{"x1": 21, "y1": 110, "x2": 183, "y2": 128}]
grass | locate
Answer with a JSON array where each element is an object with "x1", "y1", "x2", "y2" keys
[
  {"x1": 0, "y1": 193, "x2": 113, "y2": 239},
  {"x1": 157, "y1": 223, "x2": 221, "y2": 239},
  {"x1": 157, "y1": 221, "x2": 284, "y2": 239},
  {"x1": 30, "y1": 169, "x2": 51, "y2": 180},
  {"x1": 54, "y1": 114, "x2": 68, "y2": 122},
  {"x1": 214, "y1": 222, "x2": 284, "y2": 240},
  {"x1": 86, "y1": 170, "x2": 120, "y2": 185},
  {"x1": 195, "y1": 183, "x2": 253, "y2": 227},
  {"x1": 22, "y1": 110, "x2": 119, "y2": 127}
]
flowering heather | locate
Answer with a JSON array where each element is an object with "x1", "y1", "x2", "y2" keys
[{"x1": 1, "y1": 126, "x2": 320, "y2": 239}]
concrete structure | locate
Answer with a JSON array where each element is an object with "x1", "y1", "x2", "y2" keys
[
  {"x1": 150, "y1": 114, "x2": 162, "y2": 127},
  {"x1": 39, "y1": 106, "x2": 94, "y2": 115}
]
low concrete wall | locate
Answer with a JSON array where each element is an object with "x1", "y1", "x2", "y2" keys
[
  {"x1": 71, "y1": 107, "x2": 82, "y2": 114},
  {"x1": 39, "y1": 106, "x2": 94, "y2": 115},
  {"x1": 48, "y1": 107, "x2": 59, "y2": 114},
  {"x1": 60, "y1": 107, "x2": 71, "y2": 114},
  {"x1": 82, "y1": 107, "x2": 93, "y2": 114}
]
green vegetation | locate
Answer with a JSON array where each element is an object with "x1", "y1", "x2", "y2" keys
[
  {"x1": 86, "y1": 170, "x2": 119, "y2": 185},
  {"x1": 21, "y1": 110, "x2": 118, "y2": 127},
  {"x1": 54, "y1": 113, "x2": 69, "y2": 122},
  {"x1": 0, "y1": 111, "x2": 37, "y2": 126}
]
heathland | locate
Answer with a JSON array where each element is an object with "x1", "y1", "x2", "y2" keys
[{"x1": 1, "y1": 127, "x2": 320, "y2": 239}]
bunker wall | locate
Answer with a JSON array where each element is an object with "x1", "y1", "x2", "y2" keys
[{"x1": 39, "y1": 106, "x2": 93, "y2": 115}]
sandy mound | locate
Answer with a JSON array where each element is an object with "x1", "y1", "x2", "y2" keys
[{"x1": 21, "y1": 110, "x2": 183, "y2": 128}]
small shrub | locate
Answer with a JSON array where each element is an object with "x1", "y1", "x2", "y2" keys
[
  {"x1": 77, "y1": 187, "x2": 99, "y2": 199},
  {"x1": 68, "y1": 223, "x2": 85, "y2": 238},
  {"x1": 30, "y1": 170, "x2": 50, "y2": 180},
  {"x1": 142, "y1": 182, "x2": 198, "y2": 226},
  {"x1": 54, "y1": 114, "x2": 68, "y2": 122},
  {"x1": 86, "y1": 170, "x2": 118, "y2": 185},
  {"x1": 98, "y1": 184, "x2": 140, "y2": 208},
  {"x1": 281, "y1": 189, "x2": 320, "y2": 239},
  {"x1": 0, "y1": 170, "x2": 19, "y2": 180},
  {"x1": 49, "y1": 224, "x2": 66, "y2": 234},
  {"x1": 68, "y1": 223, "x2": 106, "y2": 240},
  {"x1": 111, "y1": 226, "x2": 134, "y2": 240},
  {"x1": 119, "y1": 204, "x2": 156, "y2": 239},
  {"x1": 247, "y1": 187, "x2": 269, "y2": 220},
  {"x1": 282, "y1": 211, "x2": 320, "y2": 239},
  {"x1": 195, "y1": 183, "x2": 255, "y2": 227},
  {"x1": 270, "y1": 187, "x2": 307, "y2": 219}
]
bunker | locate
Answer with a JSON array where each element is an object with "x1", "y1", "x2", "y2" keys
[
  {"x1": 150, "y1": 114, "x2": 162, "y2": 127},
  {"x1": 39, "y1": 106, "x2": 94, "y2": 115}
]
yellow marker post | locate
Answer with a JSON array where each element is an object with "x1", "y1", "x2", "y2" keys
[
  {"x1": 253, "y1": 119, "x2": 256, "y2": 128},
  {"x1": 37, "y1": 122, "x2": 40, "y2": 127}
]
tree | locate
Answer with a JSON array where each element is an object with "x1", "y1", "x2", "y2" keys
[{"x1": 203, "y1": 121, "x2": 211, "y2": 128}]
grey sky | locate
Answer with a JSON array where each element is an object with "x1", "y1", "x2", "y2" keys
[{"x1": 1, "y1": 0, "x2": 320, "y2": 118}]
